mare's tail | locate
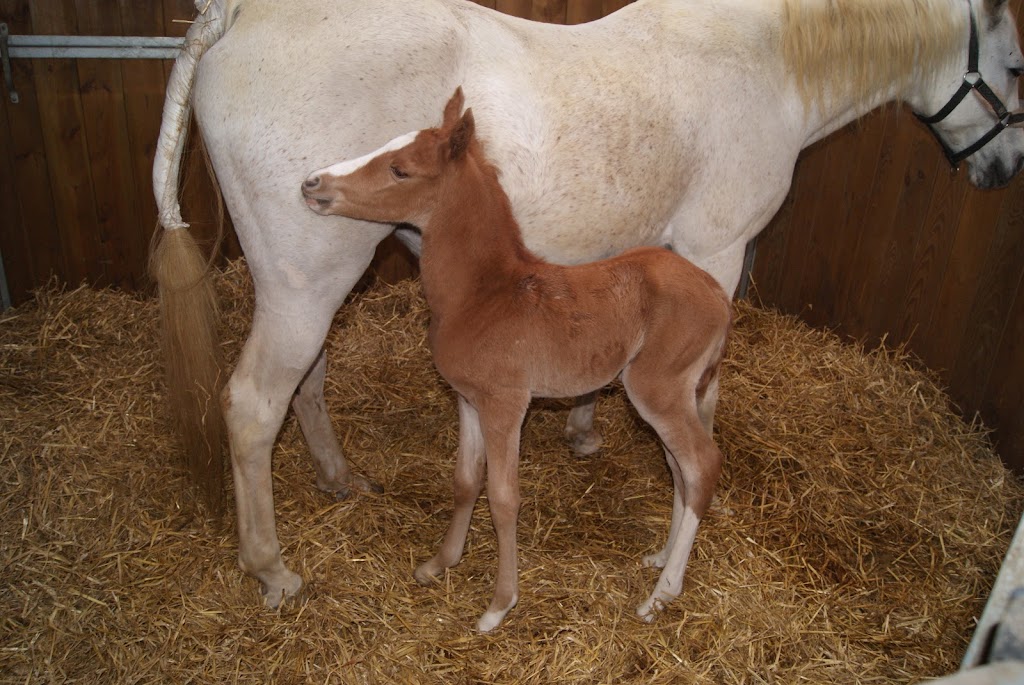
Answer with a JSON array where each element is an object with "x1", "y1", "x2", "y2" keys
[{"x1": 150, "y1": 0, "x2": 236, "y2": 515}]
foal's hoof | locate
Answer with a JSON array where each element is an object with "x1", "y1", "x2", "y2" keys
[
  {"x1": 567, "y1": 429, "x2": 602, "y2": 457},
  {"x1": 260, "y1": 569, "x2": 304, "y2": 610},
  {"x1": 642, "y1": 551, "x2": 669, "y2": 569},
  {"x1": 635, "y1": 597, "x2": 666, "y2": 623},
  {"x1": 413, "y1": 561, "x2": 442, "y2": 586}
]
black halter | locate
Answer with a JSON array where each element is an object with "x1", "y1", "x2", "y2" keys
[{"x1": 916, "y1": 7, "x2": 1024, "y2": 168}]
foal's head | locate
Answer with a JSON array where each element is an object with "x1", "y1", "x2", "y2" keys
[{"x1": 302, "y1": 88, "x2": 476, "y2": 227}]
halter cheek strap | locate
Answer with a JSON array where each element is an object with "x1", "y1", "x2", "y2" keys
[{"x1": 916, "y1": 7, "x2": 1024, "y2": 168}]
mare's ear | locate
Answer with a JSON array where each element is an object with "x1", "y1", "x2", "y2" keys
[
  {"x1": 449, "y1": 108, "x2": 475, "y2": 161},
  {"x1": 442, "y1": 87, "x2": 465, "y2": 129}
]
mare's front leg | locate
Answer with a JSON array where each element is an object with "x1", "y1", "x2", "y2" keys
[
  {"x1": 292, "y1": 348, "x2": 382, "y2": 498},
  {"x1": 476, "y1": 394, "x2": 529, "y2": 633},
  {"x1": 564, "y1": 391, "x2": 602, "y2": 456},
  {"x1": 414, "y1": 395, "x2": 486, "y2": 584},
  {"x1": 224, "y1": 304, "x2": 336, "y2": 608}
]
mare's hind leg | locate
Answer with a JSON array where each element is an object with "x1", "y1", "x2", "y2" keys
[
  {"x1": 292, "y1": 347, "x2": 382, "y2": 498},
  {"x1": 564, "y1": 391, "x2": 602, "y2": 456},
  {"x1": 225, "y1": 304, "x2": 337, "y2": 608},
  {"x1": 414, "y1": 395, "x2": 486, "y2": 584},
  {"x1": 622, "y1": 366, "x2": 723, "y2": 621}
]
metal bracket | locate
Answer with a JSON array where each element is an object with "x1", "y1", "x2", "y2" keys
[{"x1": 1, "y1": 24, "x2": 17, "y2": 104}]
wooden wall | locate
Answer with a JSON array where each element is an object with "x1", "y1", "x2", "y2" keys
[{"x1": 2, "y1": 0, "x2": 1023, "y2": 470}]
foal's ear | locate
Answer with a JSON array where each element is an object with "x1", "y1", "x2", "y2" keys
[
  {"x1": 443, "y1": 87, "x2": 465, "y2": 129},
  {"x1": 449, "y1": 108, "x2": 475, "y2": 161}
]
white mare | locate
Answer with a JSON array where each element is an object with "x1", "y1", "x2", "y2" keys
[{"x1": 152, "y1": 0, "x2": 1024, "y2": 607}]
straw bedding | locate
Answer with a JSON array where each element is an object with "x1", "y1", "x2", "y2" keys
[{"x1": 2, "y1": 260, "x2": 1021, "y2": 684}]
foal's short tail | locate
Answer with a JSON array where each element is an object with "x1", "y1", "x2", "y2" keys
[{"x1": 150, "y1": 0, "x2": 236, "y2": 515}]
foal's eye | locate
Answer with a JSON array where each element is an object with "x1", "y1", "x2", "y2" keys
[{"x1": 390, "y1": 164, "x2": 409, "y2": 180}]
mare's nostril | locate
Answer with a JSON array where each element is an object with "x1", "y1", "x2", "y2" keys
[{"x1": 303, "y1": 176, "x2": 320, "y2": 190}]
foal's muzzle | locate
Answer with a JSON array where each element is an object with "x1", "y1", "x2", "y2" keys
[{"x1": 301, "y1": 175, "x2": 334, "y2": 214}]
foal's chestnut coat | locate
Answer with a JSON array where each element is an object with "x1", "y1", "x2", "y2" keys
[{"x1": 303, "y1": 89, "x2": 732, "y2": 632}]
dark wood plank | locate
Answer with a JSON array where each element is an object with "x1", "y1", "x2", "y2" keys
[
  {"x1": 949, "y1": 177, "x2": 1024, "y2": 410},
  {"x1": 602, "y1": 0, "x2": 632, "y2": 13},
  {"x1": 861, "y1": 120, "x2": 940, "y2": 342},
  {"x1": 922, "y1": 184, "x2": 1007, "y2": 374},
  {"x1": 118, "y1": 0, "x2": 170, "y2": 288},
  {"x1": 837, "y1": 108, "x2": 916, "y2": 345},
  {"x1": 28, "y1": 0, "x2": 101, "y2": 289},
  {"x1": 774, "y1": 138, "x2": 833, "y2": 315},
  {"x1": 567, "y1": 0, "x2": 603, "y2": 23},
  {"x1": 749, "y1": 163, "x2": 800, "y2": 303},
  {"x1": 0, "y1": 0, "x2": 51, "y2": 305},
  {"x1": 789, "y1": 125, "x2": 859, "y2": 329},
  {"x1": 496, "y1": 0, "x2": 533, "y2": 18},
  {"x1": 893, "y1": 149, "x2": 969, "y2": 350},
  {"x1": 532, "y1": 0, "x2": 567, "y2": 23},
  {"x1": 985, "y1": 281, "x2": 1024, "y2": 472},
  {"x1": 812, "y1": 109, "x2": 891, "y2": 331},
  {"x1": 74, "y1": 0, "x2": 145, "y2": 291}
]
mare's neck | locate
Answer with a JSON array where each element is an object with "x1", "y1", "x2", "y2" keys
[
  {"x1": 419, "y1": 152, "x2": 540, "y2": 316},
  {"x1": 789, "y1": 0, "x2": 966, "y2": 146}
]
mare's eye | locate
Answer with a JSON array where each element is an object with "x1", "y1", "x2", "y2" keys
[
  {"x1": 1010, "y1": 66, "x2": 1024, "y2": 79},
  {"x1": 390, "y1": 164, "x2": 409, "y2": 180}
]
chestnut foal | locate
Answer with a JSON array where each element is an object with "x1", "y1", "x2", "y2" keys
[{"x1": 302, "y1": 89, "x2": 731, "y2": 632}]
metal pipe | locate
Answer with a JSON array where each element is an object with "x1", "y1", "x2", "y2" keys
[{"x1": 7, "y1": 34, "x2": 185, "y2": 59}]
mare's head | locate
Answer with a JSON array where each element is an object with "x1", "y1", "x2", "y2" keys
[
  {"x1": 915, "y1": 0, "x2": 1024, "y2": 188},
  {"x1": 302, "y1": 88, "x2": 476, "y2": 226}
]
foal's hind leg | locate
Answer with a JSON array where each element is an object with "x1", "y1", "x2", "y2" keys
[
  {"x1": 292, "y1": 347, "x2": 382, "y2": 498},
  {"x1": 643, "y1": 371, "x2": 720, "y2": 570},
  {"x1": 622, "y1": 367, "x2": 723, "y2": 621},
  {"x1": 564, "y1": 391, "x2": 602, "y2": 456},
  {"x1": 415, "y1": 395, "x2": 486, "y2": 584}
]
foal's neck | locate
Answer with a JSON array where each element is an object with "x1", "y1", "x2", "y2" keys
[{"x1": 419, "y1": 149, "x2": 540, "y2": 315}]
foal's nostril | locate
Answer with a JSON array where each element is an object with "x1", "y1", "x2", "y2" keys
[{"x1": 303, "y1": 176, "x2": 320, "y2": 190}]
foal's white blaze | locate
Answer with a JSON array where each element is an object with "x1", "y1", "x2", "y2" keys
[{"x1": 308, "y1": 131, "x2": 418, "y2": 183}]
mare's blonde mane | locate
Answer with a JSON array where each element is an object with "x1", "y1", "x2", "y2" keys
[{"x1": 782, "y1": 0, "x2": 966, "y2": 110}]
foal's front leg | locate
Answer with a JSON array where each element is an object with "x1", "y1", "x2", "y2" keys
[
  {"x1": 476, "y1": 396, "x2": 529, "y2": 633},
  {"x1": 414, "y1": 395, "x2": 486, "y2": 584}
]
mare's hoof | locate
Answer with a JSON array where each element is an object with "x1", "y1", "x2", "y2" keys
[
  {"x1": 260, "y1": 569, "x2": 304, "y2": 610},
  {"x1": 318, "y1": 473, "x2": 384, "y2": 500},
  {"x1": 352, "y1": 474, "x2": 384, "y2": 495},
  {"x1": 568, "y1": 430, "x2": 602, "y2": 457}
]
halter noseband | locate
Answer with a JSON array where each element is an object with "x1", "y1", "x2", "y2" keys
[{"x1": 916, "y1": 6, "x2": 1024, "y2": 168}]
